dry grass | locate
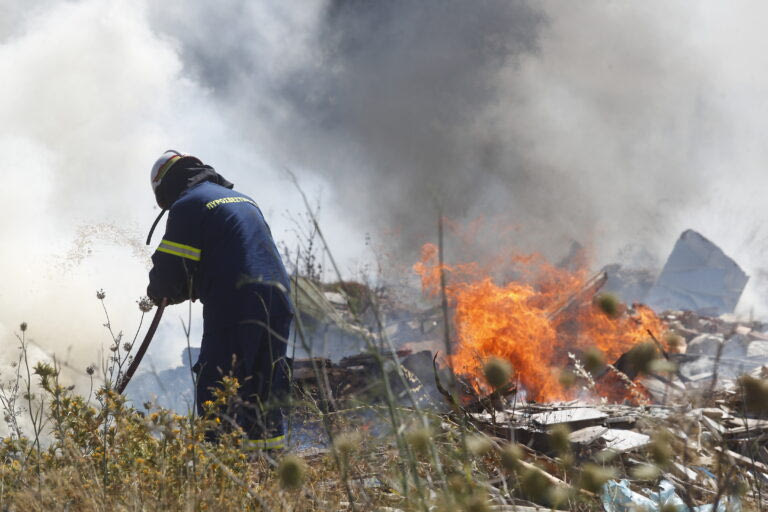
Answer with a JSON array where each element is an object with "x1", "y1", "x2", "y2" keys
[{"x1": 1, "y1": 334, "x2": 762, "y2": 512}]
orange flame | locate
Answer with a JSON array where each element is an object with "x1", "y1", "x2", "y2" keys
[{"x1": 413, "y1": 243, "x2": 665, "y2": 402}]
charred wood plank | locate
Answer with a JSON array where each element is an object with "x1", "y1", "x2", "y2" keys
[{"x1": 546, "y1": 271, "x2": 608, "y2": 322}]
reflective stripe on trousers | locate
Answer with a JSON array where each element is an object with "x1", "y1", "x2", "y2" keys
[{"x1": 244, "y1": 435, "x2": 285, "y2": 451}]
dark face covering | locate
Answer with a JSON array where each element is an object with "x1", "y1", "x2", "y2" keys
[{"x1": 154, "y1": 157, "x2": 234, "y2": 209}]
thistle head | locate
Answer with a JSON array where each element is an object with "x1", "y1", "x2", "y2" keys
[
  {"x1": 277, "y1": 455, "x2": 307, "y2": 490},
  {"x1": 483, "y1": 356, "x2": 513, "y2": 389},
  {"x1": 595, "y1": 293, "x2": 621, "y2": 318}
]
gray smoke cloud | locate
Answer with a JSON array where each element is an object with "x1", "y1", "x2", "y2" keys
[
  {"x1": 147, "y1": 0, "x2": 768, "y2": 311},
  {"x1": 4, "y1": 0, "x2": 768, "y2": 398},
  {"x1": 144, "y1": 3, "x2": 731, "y2": 257},
  {"x1": 150, "y1": 0, "x2": 544, "y2": 250}
]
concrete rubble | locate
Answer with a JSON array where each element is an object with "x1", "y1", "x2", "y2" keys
[{"x1": 663, "y1": 309, "x2": 768, "y2": 384}]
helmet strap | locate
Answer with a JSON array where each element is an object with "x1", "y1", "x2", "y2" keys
[{"x1": 146, "y1": 209, "x2": 167, "y2": 246}]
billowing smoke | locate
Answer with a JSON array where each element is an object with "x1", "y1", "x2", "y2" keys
[
  {"x1": 0, "y1": 0, "x2": 277, "y2": 380},
  {"x1": 150, "y1": 0, "x2": 545, "y2": 251},
  {"x1": 148, "y1": 1, "x2": 768, "y2": 292},
  {"x1": 0, "y1": 0, "x2": 354, "y2": 387},
  {"x1": 0, "y1": 1, "x2": 192, "y2": 388},
  {"x1": 5, "y1": 0, "x2": 768, "y2": 396}
]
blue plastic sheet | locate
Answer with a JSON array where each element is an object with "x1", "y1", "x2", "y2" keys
[{"x1": 602, "y1": 479, "x2": 740, "y2": 512}]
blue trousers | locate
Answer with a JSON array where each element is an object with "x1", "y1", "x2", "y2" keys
[{"x1": 194, "y1": 315, "x2": 291, "y2": 449}]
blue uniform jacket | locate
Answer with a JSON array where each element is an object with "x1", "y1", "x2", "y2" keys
[{"x1": 147, "y1": 181, "x2": 293, "y2": 328}]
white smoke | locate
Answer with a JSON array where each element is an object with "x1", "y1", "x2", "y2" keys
[
  {"x1": 0, "y1": 0, "x2": 354, "y2": 384},
  {"x1": 0, "y1": 1, "x2": 178, "y2": 383}
]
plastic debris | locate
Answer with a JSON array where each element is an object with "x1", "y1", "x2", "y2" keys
[{"x1": 602, "y1": 479, "x2": 740, "y2": 512}]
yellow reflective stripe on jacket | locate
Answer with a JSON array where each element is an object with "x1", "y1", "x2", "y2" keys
[
  {"x1": 244, "y1": 435, "x2": 285, "y2": 451},
  {"x1": 205, "y1": 196, "x2": 258, "y2": 210},
  {"x1": 156, "y1": 239, "x2": 201, "y2": 261}
]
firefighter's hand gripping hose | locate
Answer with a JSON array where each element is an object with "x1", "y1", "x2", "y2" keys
[{"x1": 116, "y1": 297, "x2": 168, "y2": 394}]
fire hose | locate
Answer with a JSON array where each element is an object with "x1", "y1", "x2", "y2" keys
[
  {"x1": 116, "y1": 297, "x2": 168, "y2": 394},
  {"x1": 119, "y1": 208, "x2": 170, "y2": 393}
]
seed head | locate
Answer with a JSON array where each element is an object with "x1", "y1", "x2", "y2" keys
[
  {"x1": 520, "y1": 467, "x2": 551, "y2": 502},
  {"x1": 463, "y1": 494, "x2": 490, "y2": 512},
  {"x1": 631, "y1": 463, "x2": 660, "y2": 481},
  {"x1": 739, "y1": 375, "x2": 768, "y2": 416},
  {"x1": 33, "y1": 362, "x2": 55, "y2": 378},
  {"x1": 277, "y1": 455, "x2": 306, "y2": 490},
  {"x1": 405, "y1": 427, "x2": 432, "y2": 456},
  {"x1": 595, "y1": 293, "x2": 621, "y2": 318},
  {"x1": 137, "y1": 296, "x2": 154, "y2": 313},
  {"x1": 650, "y1": 429, "x2": 674, "y2": 467},
  {"x1": 594, "y1": 447, "x2": 618, "y2": 464},
  {"x1": 627, "y1": 341, "x2": 660, "y2": 376},
  {"x1": 19, "y1": 322, "x2": 27, "y2": 332},
  {"x1": 86, "y1": 364, "x2": 96, "y2": 375},
  {"x1": 483, "y1": 356, "x2": 512, "y2": 389},
  {"x1": 333, "y1": 431, "x2": 361, "y2": 459},
  {"x1": 447, "y1": 473, "x2": 468, "y2": 494},
  {"x1": 663, "y1": 332, "x2": 686, "y2": 353},
  {"x1": 500, "y1": 443, "x2": 523, "y2": 471},
  {"x1": 548, "y1": 487, "x2": 571, "y2": 508},
  {"x1": 582, "y1": 347, "x2": 605, "y2": 375},
  {"x1": 465, "y1": 434, "x2": 492, "y2": 457},
  {"x1": 96, "y1": 289, "x2": 106, "y2": 300},
  {"x1": 649, "y1": 358, "x2": 677, "y2": 374},
  {"x1": 548, "y1": 424, "x2": 571, "y2": 455},
  {"x1": 579, "y1": 463, "x2": 616, "y2": 493}
]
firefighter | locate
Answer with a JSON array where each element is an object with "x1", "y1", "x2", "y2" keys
[{"x1": 146, "y1": 150, "x2": 293, "y2": 452}]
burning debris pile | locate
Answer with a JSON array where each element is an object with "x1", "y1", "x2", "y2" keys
[
  {"x1": 286, "y1": 301, "x2": 768, "y2": 509},
  {"x1": 280, "y1": 228, "x2": 768, "y2": 509},
  {"x1": 412, "y1": 240, "x2": 667, "y2": 403}
]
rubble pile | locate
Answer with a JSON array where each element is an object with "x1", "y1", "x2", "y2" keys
[
  {"x1": 290, "y1": 302, "x2": 768, "y2": 510},
  {"x1": 291, "y1": 349, "x2": 448, "y2": 411},
  {"x1": 661, "y1": 309, "x2": 768, "y2": 391},
  {"x1": 467, "y1": 394, "x2": 763, "y2": 510}
]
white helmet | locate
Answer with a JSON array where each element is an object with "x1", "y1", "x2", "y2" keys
[{"x1": 150, "y1": 150, "x2": 185, "y2": 191}]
